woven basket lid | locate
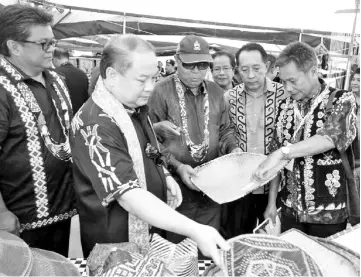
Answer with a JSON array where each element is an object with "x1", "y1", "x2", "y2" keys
[
  {"x1": 192, "y1": 153, "x2": 280, "y2": 204},
  {"x1": 204, "y1": 234, "x2": 323, "y2": 276},
  {"x1": 280, "y1": 229, "x2": 359, "y2": 276},
  {"x1": 0, "y1": 230, "x2": 32, "y2": 276}
]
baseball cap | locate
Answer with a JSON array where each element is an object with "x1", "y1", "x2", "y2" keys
[
  {"x1": 166, "y1": 59, "x2": 175, "y2": 66},
  {"x1": 176, "y1": 35, "x2": 212, "y2": 63}
]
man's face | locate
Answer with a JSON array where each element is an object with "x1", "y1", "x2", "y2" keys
[
  {"x1": 113, "y1": 51, "x2": 158, "y2": 108},
  {"x1": 17, "y1": 25, "x2": 55, "y2": 70},
  {"x1": 279, "y1": 61, "x2": 316, "y2": 102},
  {"x1": 165, "y1": 62, "x2": 175, "y2": 74},
  {"x1": 212, "y1": 55, "x2": 234, "y2": 89},
  {"x1": 238, "y1": 50, "x2": 268, "y2": 92},
  {"x1": 176, "y1": 56, "x2": 208, "y2": 88},
  {"x1": 351, "y1": 73, "x2": 360, "y2": 95}
]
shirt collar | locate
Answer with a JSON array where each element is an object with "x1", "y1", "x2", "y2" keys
[
  {"x1": 0, "y1": 57, "x2": 55, "y2": 84},
  {"x1": 124, "y1": 104, "x2": 149, "y2": 116},
  {"x1": 178, "y1": 76, "x2": 207, "y2": 95}
]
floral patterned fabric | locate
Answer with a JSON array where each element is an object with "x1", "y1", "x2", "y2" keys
[{"x1": 271, "y1": 79, "x2": 357, "y2": 224}]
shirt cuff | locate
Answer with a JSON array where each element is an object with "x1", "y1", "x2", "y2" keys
[{"x1": 101, "y1": 179, "x2": 140, "y2": 207}]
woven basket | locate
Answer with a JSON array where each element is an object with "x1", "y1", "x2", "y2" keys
[{"x1": 191, "y1": 153, "x2": 280, "y2": 204}]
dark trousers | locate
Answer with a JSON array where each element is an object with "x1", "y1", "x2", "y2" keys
[
  {"x1": 281, "y1": 214, "x2": 347, "y2": 238},
  {"x1": 20, "y1": 219, "x2": 71, "y2": 257},
  {"x1": 221, "y1": 193, "x2": 269, "y2": 239},
  {"x1": 166, "y1": 199, "x2": 221, "y2": 259}
]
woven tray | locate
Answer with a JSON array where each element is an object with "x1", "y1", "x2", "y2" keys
[{"x1": 191, "y1": 153, "x2": 279, "y2": 204}]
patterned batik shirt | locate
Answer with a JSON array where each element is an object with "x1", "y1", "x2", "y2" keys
[
  {"x1": 225, "y1": 78, "x2": 287, "y2": 194},
  {"x1": 0, "y1": 58, "x2": 76, "y2": 232},
  {"x1": 270, "y1": 79, "x2": 357, "y2": 224},
  {"x1": 70, "y1": 98, "x2": 167, "y2": 257}
]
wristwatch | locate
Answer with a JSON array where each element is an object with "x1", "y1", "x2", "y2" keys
[{"x1": 280, "y1": 146, "x2": 291, "y2": 160}]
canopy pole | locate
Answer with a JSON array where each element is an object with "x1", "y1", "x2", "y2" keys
[
  {"x1": 344, "y1": 0, "x2": 359, "y2": 91},
  {"x1": 299, "y1": 31, "x2": 303, "y2": 42},
  {"x1": 123, "y1": 13, "x2": 126, "y2": 34}
]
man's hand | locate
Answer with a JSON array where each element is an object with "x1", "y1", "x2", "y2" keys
[
  {"x1": 253, "y1": 149, "x2": 288, "y2": 183},
  {"x1": 176, "y1": 164, "x2": 199, "y2": 191},
  {"x1": 0, "y1": 210, "x2": 20, "y2": 236},
  {"x1": 231, "y1": 147, "x2": 242, "y2": 154},
  {"x1": 153, "y1": 121, "x2": 181, "y2": 140},
  {"x1": 190, "y1": 224, "x2": 230, "y2": 267},
  {"x1": 263, "y1": 203, "x2": 277, "y2": 225},
  {"x1": 166, "y1": 175, "x2": 183, "y2": 209}
]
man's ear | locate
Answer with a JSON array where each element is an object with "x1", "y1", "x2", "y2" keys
[
  {"x1": 6, "y1": 40, "x2": 21, "y2": 57},
  {"x1": 309, "y1": 65, "x2": 318, "y2": 77}
]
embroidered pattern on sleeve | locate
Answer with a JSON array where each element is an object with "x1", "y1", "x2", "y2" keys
[{"x1": 80, "y1": 124, "x2": 140, "y2": 204}]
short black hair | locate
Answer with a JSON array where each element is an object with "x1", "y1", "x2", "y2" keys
[
  {"x1": 235, "y1": 43, "x2": 268, "y2": 65},
  {"x1": 211, "y1": 50, "x2": 236, "y2": 70},
  {"x1": 0, "y1": 4, "x2": 53, "y2": 56},
  {"x1": 267, "y1": 54, "x2": 277, "y2": 68},
  {"x1": 166, "y1": 59, "x2": 175, "y2": 66},
  {"x1": 53, "y1": 48, "x2": 70, "y2": 60},
  {"x1": 355, "y1": 68, "x2": 360, "y2": 75}
]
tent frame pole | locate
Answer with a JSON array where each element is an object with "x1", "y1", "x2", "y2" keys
[
  {"x1": 123, "y1": 12, "x2": 126, "y2": 34},
  {"x1": 344, "y1": 0, "x2": 359, "y2": 91}
]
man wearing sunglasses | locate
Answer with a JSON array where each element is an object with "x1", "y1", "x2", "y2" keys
[
  {"x1": 0, "y1": 5, "x2": 76, "y2": 256},
  {"x1": 148, "y1": 36, "x2": 241, "y2": 254}
]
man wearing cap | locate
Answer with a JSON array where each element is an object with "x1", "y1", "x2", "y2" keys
[
  {"x1": 148, "y1": 35, "x2": 241, "y2": 248},
  {"x1": 165, "y1": 59, "x2": 177, "y2": 76}
]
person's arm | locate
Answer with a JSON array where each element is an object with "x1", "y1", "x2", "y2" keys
[
  {"x1": 117, "y1": 189, "x2": 229, "y2": 266},
  {"x1": 263, "y1": 174, "x2": 281, "y2": 224},
  {"x1": 219, "y1": 88, "x2": 239, "y2": 154}
]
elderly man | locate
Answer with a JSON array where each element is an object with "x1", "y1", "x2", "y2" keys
[
  {"x1": 254, "y1": 42, "x2": 358, "y2": 237},
  {"x1": 211, "y1": 50, "x2": 236, "y2": 92},
  {"x1": 0, "y1": 4, "x2": 76, "y2": 256},
  {"x1": 148, "y1": 35, "x2": 241, "y2": 248},
  {"x1": 70, "y1": 35, "x2": 229, "y2": 263},
  {"x1": 53, "y1": 48, "x2": 89, "y2": 114},
  {"x1": 222, "y1": 43, "x2": 287, "y2": 238}
]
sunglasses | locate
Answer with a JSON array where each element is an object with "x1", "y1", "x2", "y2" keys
[
  {"x1": 19, "y1": 39, "x2": 58, "y2": 51},
  {"x1": 178, "y1": 57, "x2": 209, "y2": 71}
]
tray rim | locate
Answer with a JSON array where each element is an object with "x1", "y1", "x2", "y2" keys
[{"x1": 191, "y1": 152, "x2": 278, "y2": 203}]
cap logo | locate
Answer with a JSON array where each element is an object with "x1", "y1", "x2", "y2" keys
[{"x1": 194, "y1": 41, "x2": 201, "y2": 51}]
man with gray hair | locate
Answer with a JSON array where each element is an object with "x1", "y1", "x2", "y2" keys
[
  {"x1": 253, "y1": 41, "x2": 358, "y2": 237},
  {"x1": 70, "y1": 34, "x2": 229, "y2": 263}
]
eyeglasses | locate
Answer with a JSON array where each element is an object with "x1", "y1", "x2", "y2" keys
[
  {"x1": 178, "y1": 57, "x2": 209, "y2": 71},
  {"x1": 19, "y1": 39, "x2": 58, "y2": 51},
  {"x1": 212, "y1": 66, "x2": 233, "y2": 74}
]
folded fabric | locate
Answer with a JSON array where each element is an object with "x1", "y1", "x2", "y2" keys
[
  {"x1": 149, "y1": 233, "x2": 198, "y2": 276},
  {"x1": 87, "y1": 242, "x2": 140, "y2": 276},
  {"x1": 101, "y1": 250, "x2": 173, "y2": 277},
  {"x1": 87, "y1": 234, "x2": 198, "y2": 277}
]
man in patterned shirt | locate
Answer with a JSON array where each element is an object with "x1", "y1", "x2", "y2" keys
[
  {"x1": 0, "y1": 4, "x2": 76, "y2": 256},
  {"x1": 222, "y1": 43, "x2": 287, "y2": 238},
  {"x1": 253, "y1": 42, "x2": 358, "y2": 237},
  {"x1": 70, "y1": 35, "x2": 229, "y2": 263}
]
